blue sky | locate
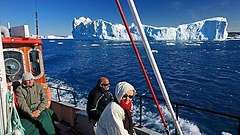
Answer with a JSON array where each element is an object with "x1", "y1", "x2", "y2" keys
[{"x1": 1, "y1": 0, "x2": 240, "y2": 36}]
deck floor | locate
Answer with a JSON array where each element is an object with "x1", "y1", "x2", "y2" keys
[{"x1": 54, "y1": 121, "x2": 81, "y2": 135}]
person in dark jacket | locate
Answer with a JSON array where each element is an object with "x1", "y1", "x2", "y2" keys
[{"x1": 87, "y1": 77, "x2": 114, "y2": 134}]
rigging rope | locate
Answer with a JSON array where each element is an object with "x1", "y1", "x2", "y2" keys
[
  {"x1": 0, "y1": 88, "x2": 4, "y2": 135},
  {"x1": 122, "y1": 0, "x2": 183, "y2": 134},
  {"x1": 6, "y1": 89, "x2": 25, "y2": 135},
  {"x1": 115, "y1": 0, "x2": 170, "y2": 134},
  {"x1": 126, "y1": 0, "x2": 183, "y2": 134}
]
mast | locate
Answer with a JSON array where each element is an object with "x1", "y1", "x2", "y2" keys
[
  {"x1": 35, "y1": 0, "x2": 39, "y2": 37},
  {"x1": 126, "y1": 0, "x2": 183, "y2": 134},
  {"x1": 35, "y1": 11, "x2": 38, "y2": 37},
  {"x1": 0, "y1": 28, "x2": 8, "y2": 135}
]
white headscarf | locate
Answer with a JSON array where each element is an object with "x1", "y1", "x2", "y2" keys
[{"x1": 115, "y1": 81, "x2": 136, "y2": 103}]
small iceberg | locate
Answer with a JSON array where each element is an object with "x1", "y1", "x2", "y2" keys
[
  {"x1": 151, "y1": 50, "x2": 158, "y2": 53},
  {"x1": 49, "y1": 40, "x2": 55, "y2": 43},
  {"x1": 57, "y1": 42, "x2": 63, "y2": 45}
]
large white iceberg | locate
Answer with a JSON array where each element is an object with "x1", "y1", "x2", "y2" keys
[{"x1": 72, "y1": 17, "x2": 228, "y2": 41}]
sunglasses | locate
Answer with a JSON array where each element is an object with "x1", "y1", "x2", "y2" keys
[
  {"x1": 101, "y1": 83, "x2": 110, "y2": 86},
  {"x1": 122, "y1": 94, "x2": 134, "y2": 99}
]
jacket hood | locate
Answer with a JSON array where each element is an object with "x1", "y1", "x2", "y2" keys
[{"x1": 115, "y1": 81, "x2": 135, "y2": 103}]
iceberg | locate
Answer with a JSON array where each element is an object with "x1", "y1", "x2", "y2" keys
[
  {"x1": 72, "y1": 17, "x2": 228, "y2": 41},
  {"x1": 31, "y1": 34, "x2": 73, "y2": 39}
]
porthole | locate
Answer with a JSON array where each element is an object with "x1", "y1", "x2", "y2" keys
[{"x1": 5, "y1": 58, "x2": 21, "y2": 75}]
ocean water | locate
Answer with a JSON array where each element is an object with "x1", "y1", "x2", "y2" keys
[{"x1": 42, "y1": 39, "x2": 240, "y2": 135}]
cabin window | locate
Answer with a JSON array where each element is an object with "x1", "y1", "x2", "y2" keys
[
  {"x1": 29, "y1": 50, "x2": 42, "y2": 77},
  {"x1": 4, "y1": 50, "x2": 25, "y2": 81}
]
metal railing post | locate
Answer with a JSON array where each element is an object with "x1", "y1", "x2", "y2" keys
[
  {"x1": 56, "y1": 86, "x2": 61, "y2": 102},
  {"x1": 175, "y1": 104, "x2": 179, "y2": 135},
  {"x1": 72, "y1": 91, "x2": 77, "y2": 106},
  {"x1": 238, "y1": 119, "x2": 240, "y2": 135},
  {"x1": 139, "y1": 95, "x2": 143, "y2": 127}
]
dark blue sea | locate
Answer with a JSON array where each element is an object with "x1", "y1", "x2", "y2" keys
[{"x1": 42, "y1": 39, "x2": 240, "y2": 135}]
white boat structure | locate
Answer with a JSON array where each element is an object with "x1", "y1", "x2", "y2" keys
[{"x1": 1, "y1": 0, "x2": 240, "y2": 135}]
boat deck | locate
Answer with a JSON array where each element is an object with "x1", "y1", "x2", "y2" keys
[
  {"x1": 55, "y1": 121, "x2": 81, "y2": 135},
  {"x1": 54, "y1": 120, "x2": 162, "y2": 135}
]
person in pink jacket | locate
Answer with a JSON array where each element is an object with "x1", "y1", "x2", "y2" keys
[{"x1": 96, "y1": 81, "x2": 136, "y2": 135}]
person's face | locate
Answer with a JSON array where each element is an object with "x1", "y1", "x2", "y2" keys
[
  {"x1": 100, "y1": 79, "x2": 110, "y2": 89},
  {"x1": 122, "y1": 90, "x2": 134, "y2": 104},
  {"x1": 23, "y1": 79, "x2": 34, "y2": 86}
]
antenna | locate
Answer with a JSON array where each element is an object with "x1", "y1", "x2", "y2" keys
[{"x1": 35, "y1": 0, "x2": 38, "y2": 37}]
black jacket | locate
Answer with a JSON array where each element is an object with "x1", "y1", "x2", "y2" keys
[{"x1": 87, "y1": 86, "x2": 114, "y2": 121}]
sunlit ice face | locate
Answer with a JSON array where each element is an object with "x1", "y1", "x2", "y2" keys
[
  {"x1": 122, "y1": 90, "x2": 134, "y2": 104},
  {"x1": 23, "y1": 79, "x2": 34, "y2": 86}
]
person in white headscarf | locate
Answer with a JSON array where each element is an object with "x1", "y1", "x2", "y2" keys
[{"x1": 96, "y1": 81, "x2": 136, "y2": 135}]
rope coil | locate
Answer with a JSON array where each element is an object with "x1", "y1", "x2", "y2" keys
[{"x1": 6, "y1": 90, "x2": 25, "y2": 135}]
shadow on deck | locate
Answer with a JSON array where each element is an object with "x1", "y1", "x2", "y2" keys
[{"x1": 55, "y1": 121, "x2": 81, "y2": 135}]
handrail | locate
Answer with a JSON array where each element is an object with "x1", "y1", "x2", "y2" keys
[
  {"x1": 49, "y1": 86, "x2": 77, "y2": 106},
  {"x1": 136, "y1": 94, "x2": 240, "y2": 135},
  {"x1": 49, "y1": 86, "x2": 240, "y2": 134}
]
